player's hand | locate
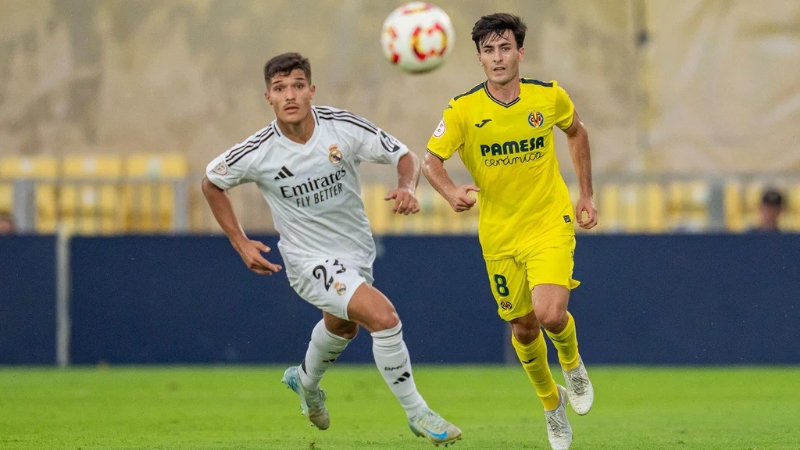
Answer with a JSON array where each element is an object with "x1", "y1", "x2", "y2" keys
[
  {"x1": 575, "y1": 196, "x2": 597, "y2": 229},
  {"x1": 233, "y1": 239, "x2": 282, "y2": 275},
  {"x1": 385, "y1": 187, "x2": 420, "y2": 215},
  {"x1": 446, "y1": 185, "x2": 480, "y2": 212}
]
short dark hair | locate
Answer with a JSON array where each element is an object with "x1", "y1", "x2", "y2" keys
[
  {"x1": 263, "y1": 52, "x2": 311, "y2": 87},
  {"x1": 762, "y1": 188, "x2": 785, "y2": 207},
  {"x1": 471, "y1": 13, "x2": 527, "y2": 52}
]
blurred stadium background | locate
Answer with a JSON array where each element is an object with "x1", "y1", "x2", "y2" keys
[{"x1": 1, "y1": 0, "x2": 799, "y2": 235}]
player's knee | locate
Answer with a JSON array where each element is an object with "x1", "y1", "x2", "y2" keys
[
  {"x1": 367, "y1": 309, "x2": 400, "y2": 332},
  {"x1": 330, "y1": 321, "x2": 359, "y2": 340},
  {"x1": 348, "y1": 285, "x2": 400, "y2": 332},
  {"x1": 361, "y1": 294, "x2": 399, "y2": 331},
  {"x1": 511, "y1": 324, "x2": 541, "y2": 345},
  {"x1": 538, "y1": 310, "x2": 568, "y2": 333},
  {"x1": 323, "y1": 313, "x2": 359, "y2": 339}
]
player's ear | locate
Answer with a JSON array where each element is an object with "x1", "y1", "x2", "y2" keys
[
  {"x1": 518, "y1": 46, "x2": 525, "y2": 62},
  {"x1": 309, "y1": 84, "x2": 316, "y2": 97},
  {"x1": 264, "y1": 91, "x2": 272, "y2": 105}
]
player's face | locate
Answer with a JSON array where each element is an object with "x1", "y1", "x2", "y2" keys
[
  {"x1": 477, "y1": 30, "x2": 524, "y2": 85},
  {"x1": 265, "y1": 69, "x2": 316, "y2": 125}
]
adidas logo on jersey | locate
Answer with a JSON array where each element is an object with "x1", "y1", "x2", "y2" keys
[{"x1": 274, "y1": 166, "x2": 295, "y2": 180}]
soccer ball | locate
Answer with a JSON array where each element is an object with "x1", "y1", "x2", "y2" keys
[{"x1": 380, "y1": 2, "x2": 455, "y2": 74}]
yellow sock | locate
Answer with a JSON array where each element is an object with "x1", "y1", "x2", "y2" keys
[
  {"x1": 512, "y1": 331, "x2": 559, "y2": 410},
  {"x1": 545, "y1": 312, "x2": 581, "y2": 371}
]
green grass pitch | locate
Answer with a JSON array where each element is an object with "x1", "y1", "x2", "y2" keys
[{"x1": 1, "y1": 365, "x2": 798, "y2": 449}]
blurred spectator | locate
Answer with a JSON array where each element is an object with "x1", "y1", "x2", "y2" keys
[
  {"x1": 0, "y1": 213, "x2": 15, "y2": 235},
  {"x1": 750, "y1": 188, "x2": 785, "y2": 233}
]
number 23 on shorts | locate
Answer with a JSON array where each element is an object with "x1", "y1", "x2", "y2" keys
[{"x1": 312, "y1": 259, "x2": 347, "y2": 292}]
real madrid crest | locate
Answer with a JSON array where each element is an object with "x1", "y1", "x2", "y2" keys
[
  {"x1": 333, "y1": 281, "x2": 347, "y2": 296},
  {"x1": 328, "y1": 144, "x2": 343, "y2": 165},
  {"x1": 528, "y1": 111, "x2": 544, "y2": 128}
]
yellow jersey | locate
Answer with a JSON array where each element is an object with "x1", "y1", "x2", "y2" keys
[{"x1": 427, "y1": 79, "x2": 576, "y2": 259}]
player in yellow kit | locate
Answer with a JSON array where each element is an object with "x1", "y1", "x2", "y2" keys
[{"x1": 422, "y1": 13, "x2": 597, "y2": 450}]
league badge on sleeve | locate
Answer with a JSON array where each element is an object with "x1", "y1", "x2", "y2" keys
[
  {"x1": 379, "y1": 131, "x2": 401, "y2": 153},
  {"x1": 433, "y1": 118, "x2": 446, "y2": 137},
  {"x1": 212, "y1": 161, "x2": 228, "y2": 175}
]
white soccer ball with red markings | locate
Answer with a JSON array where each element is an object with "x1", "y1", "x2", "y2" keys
[{"x1": 381, "y1": 2, "x2": 455, "y2": 74}]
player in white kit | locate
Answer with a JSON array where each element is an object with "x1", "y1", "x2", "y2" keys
[{"x1": 202, "y1": 52, "x2": 461, "y2": 446}]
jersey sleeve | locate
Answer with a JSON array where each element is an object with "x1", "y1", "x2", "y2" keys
[
  {"x1": 553, "y1": 81, "x2": 576, "y2": 130},
  {"x1": 205, "y1": 135, "x2": 260, "y2": 190},
  {"x1": 426, "y1": 99, "x2": 463, "y2": 160},
  {"x1": 351, "y1": 121, "x2": 410, "y2": 166}
]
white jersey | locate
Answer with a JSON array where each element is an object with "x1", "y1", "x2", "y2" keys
[{"x1": 206, "y1": 106, "x2": 409, "y2": 267}]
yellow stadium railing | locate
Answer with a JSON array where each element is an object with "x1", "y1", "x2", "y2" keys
[{"x1": 3, "y1": 167, "x2": 800, "y2": 235}]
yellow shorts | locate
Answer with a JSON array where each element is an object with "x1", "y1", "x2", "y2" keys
[{"x1": 484, "y1": 234, "x2": 580, "y2": 321}]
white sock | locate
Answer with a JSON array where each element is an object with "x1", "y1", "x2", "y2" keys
[
  {"x1": 371, "y1": 321, "x2": 427, "y2": 418},
  {"x1": 299, "y1": 320, "x2": 351, "y2": 391}
]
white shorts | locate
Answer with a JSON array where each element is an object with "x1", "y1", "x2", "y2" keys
[{"x1": 284, "y1": 254, "x2": 374, "y2": 320}]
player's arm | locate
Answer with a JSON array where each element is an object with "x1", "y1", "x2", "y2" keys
[
  {"x1": 562, "y1": 110, "x2": 597, "y2": 229},
  {"x1": 384, "y1": 152, "x2": 421, "y2": 215},
  {"x1": 422, "y1": 152, "x2": 479, "y2": 213},
  {"x1": 202, "y1": 172, "x2": 281, "y2": 275},
  {"x1": 423, "y1": 102, "x2": 479, "y2": 212}
]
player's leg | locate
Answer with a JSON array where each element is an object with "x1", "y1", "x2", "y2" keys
[
  {"x1": 532, "y1": 284, "x2": 574, "y2": 363},
  {"x1": 527, "y1": 235, "x2": 593, "y2": 415},
  {"x1": 535, "y1": 285, "x2": 592, "y2": 416},
  {"x1": 510, "y1": 312, "x2": 572, "y2": 450},
  {"x1": 346, "y1": 284, "x2": 424, "y2": 414},
  {"x1": 508, "y1": 311, "x2": 561, "y2": 411},
  {"x1": 488, "y1": 257, "x2": 571, "y2": 450},
  {"x1": 298, "y1": 312, "x2": 357, "y2": 391},
  {"x1": 282, "y1": 313, "x2": 356, "y2": 430},
  {"x1": 281, "y1": 257, "x2": 362, "y2": 430},
  {"x1": 491, "y1": 257, "x2": 560, "y2": 409},
  {"x1": 347, "y1": 284, "x2": 461, "y2": 446}
]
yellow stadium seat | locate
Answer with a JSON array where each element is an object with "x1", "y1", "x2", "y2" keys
[
  {"x1": 784, "y1": 185, "x2": 800, "y2": 231},
  {"x1": 60, "y1": 155, "x2": 124, "y2": 234},
  {"x1": 787, "y1": 184, "x2": 800, "y2": 231},
  {"x1": 363, "y1": 183, "x2": 390, "y2": 235},
  {"x1": 620, "y1": 184, "x2": 641, "y2": 232},
  {"x1": 645, "y1": 183, "x2": 666, "y2": 233},
  {"x1": 122, "y1": 154, "x2": 188, "y2": 232},
  {"x1": 0, "y1": 186, "x2": 8, "y2": 213},
  {"x1": 0, "y1": 156, "x2": 59, "y2": 232},
  {"x1": 741, "y1": 183, "x2": 766, "y2": 231},
  {"x1": 723, "y1": 182, "x2": 744, "y2": 232},
  {"x1": 665, "y1": 181, "x2": 709, "y2": 232},
  {"x1": 598, "y1": 183, "x2": 620, "y2": 232},
  {"x1": 126, "y1": 153, "x2": 188, "y2": 178}
]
